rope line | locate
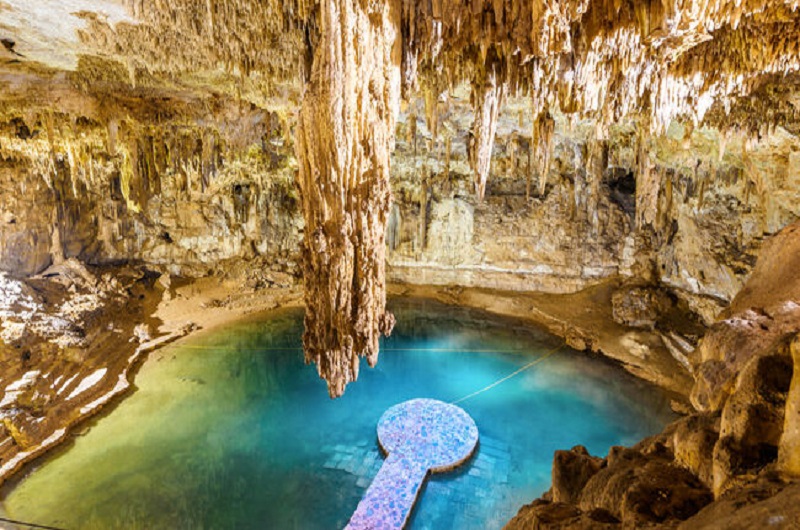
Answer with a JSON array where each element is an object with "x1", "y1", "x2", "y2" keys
[
  {"x1": 0, "y1": 516, "x2": 66, "y2": 530},
  {"x1": 175, "y1": 346, "x2": 540, "y2": 354},
  {"x1": 173, "y1": 342, "x2": 564, "y2": 404},
  {"x1": 451, "y1": 343, "x2": 564, "y2": 405}
]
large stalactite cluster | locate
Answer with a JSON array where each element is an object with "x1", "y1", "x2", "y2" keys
[
  {"x1": 399, "y1": 0, "x2": 800, "y2": 161},
  {"x1": 53, "y1": 0, "x2": 800, "y2": 393},
  {"x1": 294, "y1": 0, "x2": 401, "y2": 397}
]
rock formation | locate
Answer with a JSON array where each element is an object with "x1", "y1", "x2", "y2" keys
[
  {"x1": 294, "y1": 0, "x2": 400, "y2": 397},
  {"x1": 0, "y1": 0, "x2": 800, "y2": 525},
  {"x1": 506, "y1": 220, "x2": 800, "y2": 528}
]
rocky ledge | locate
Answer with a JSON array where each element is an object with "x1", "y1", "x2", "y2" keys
[{"x1": 506, "y1": 220, "x2": 800, "y2": 529}]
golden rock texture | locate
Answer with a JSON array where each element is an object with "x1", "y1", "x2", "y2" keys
[{"x1": 294, "y1": 0, "x2": 401, "y2": 397}]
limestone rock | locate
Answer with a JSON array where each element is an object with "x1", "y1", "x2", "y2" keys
[
  {"x1": 504, "y1": 500, "x2": 619, "y2": 530},
  {"x1": 611, "y1": 286, "x2": 673, "y2": 330},
  {"x1": 579, "y1": 446, "x2": 713, "y2": 526},
  {"x1": 671, "y1": 413, "x2": 720, "y2": 489},
  {"x1": 294, "y1": 0, "x2": 401, "y2": 397},
  {"x1": 691, "y1": 220, "x2": 800, "y2": 412},
  {"x1": 552, "y1": 445, "x2": 604, "y2": 504},
  {"x1": 679, "y1": 473, "x2": 799, "y2": 530},
  {"x1": 712, "y1": 354, "x2": 792, "y2": 496}
]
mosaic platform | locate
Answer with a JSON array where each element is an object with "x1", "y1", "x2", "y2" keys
[{"x1": 345, "y1": 398, "x2": 479, "y2": 529}]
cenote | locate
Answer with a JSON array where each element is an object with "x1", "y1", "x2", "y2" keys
[{"x1": 1, "y1": 298, "x2": 675, "y2": 529}]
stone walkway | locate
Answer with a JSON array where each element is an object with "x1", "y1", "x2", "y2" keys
[{"x1": 345, "y1": 399, "x2": 479, "y2": 529}]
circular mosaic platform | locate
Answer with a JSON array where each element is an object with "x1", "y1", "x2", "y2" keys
[
  {"x1": 377, "y1": 398, "x2": 479, "y2": 472},
  {"x1": 346, "y1": 399, "x2": 479, "y2": 529}
]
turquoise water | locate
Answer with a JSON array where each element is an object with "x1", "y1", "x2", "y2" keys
[{"x1": 1, "y1": 298, "x2": 675, "y2": 529}]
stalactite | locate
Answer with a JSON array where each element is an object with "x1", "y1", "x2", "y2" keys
[
  {"x1": 662, "y1": 168, "x2": 673, "y2": 232},
  {"x1": 697, "y1": 163, "x2": 708, "y2": 212},
  {"x1": 294, "y1": 0, "x2": 401, "y2": 398},
  {"x1": 526, "y1": 147, "x2": 532, "y2": 202},
  {"x1": 587, "y1": 139, "x2": 605, "y2": 234},
  {"x1": 419, "y1": 164, "x2": 430, "y2": 252},
  {"x1": 718, "y1": 130, "x2": 729, "y2": 164},
  {"x1": 444, "y1": 134, "x2": 452, "y2": 179},
  {"x1": 409, "y1": 113, "x2": 418, "y2": 156},
  {"x1": 532, "y1": 111, "x2": 555, "y2": 198},
  {"x1": 469, "y1": 64, "x2": 504, "y2": 201},
  {"x1": 71, "y1": 0, "x2": 800, "y2": 141},
  {"x1": 635, "y1": 128, "x2": 659, "y2": 230},
  {"x1": 423, "y1": 86, "x2": 440, "y2": 142},
  {"x1": 508, "y1": 131, "x2": 519, "y2": 180}
]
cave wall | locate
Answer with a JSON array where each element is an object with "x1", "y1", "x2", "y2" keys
[
  {"x1": 385, "y1": 95, "x2": 800, "y2": 318},
  {"x1": 0, "y1": 86, "x2": 301, "y2": 279},
  {"x1": 1, "y1": 79, "x2": 799, "y2": 326}
]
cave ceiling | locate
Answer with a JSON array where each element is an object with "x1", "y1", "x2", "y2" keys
[{"x1": 1, "y1": 0, "x2": 798, "y2": 132}]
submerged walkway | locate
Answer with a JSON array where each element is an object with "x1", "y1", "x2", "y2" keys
[{"x1": 345, "y1": 398, "x2": 479, "y2": 529}]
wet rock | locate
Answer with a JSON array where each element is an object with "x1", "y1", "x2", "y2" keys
[{"x1": 551, "y1": 445, "x2": 604, "y2": 504}]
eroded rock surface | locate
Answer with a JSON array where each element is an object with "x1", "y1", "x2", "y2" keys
[
  {"x1": 508, "y1": 222, "x2": 800, "y2": 529},
  {"x1": 294, "y1": 0, "x2": 401, "y2": 397}
]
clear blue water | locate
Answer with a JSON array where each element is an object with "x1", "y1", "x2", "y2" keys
[{"x1": 1, "y1": 298, "x2": 675, "y2": 529}]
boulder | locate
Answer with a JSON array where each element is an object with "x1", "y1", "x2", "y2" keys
[
  {"x1": 551, "y1": 445, "x2": 604, "y2": 504},
  {"x1": 504, "y1": 499, "x2": 619, "y2": 530},
  {"x1": 579, "y1": 446, "x2": 712, "y2": 526}
]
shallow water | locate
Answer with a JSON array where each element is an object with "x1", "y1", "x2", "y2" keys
[{"x1": 1, "y1": 298, "x2": 675, "y2": 530}]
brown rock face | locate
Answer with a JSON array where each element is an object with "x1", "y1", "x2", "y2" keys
[
  {"x1": 295, "y1": 0, "x2": 401, "y2": 397},
  {"x1": 551, "y1": 445, "x2": 604, "y2": 504},
  {"x1": 691, "y1": 220, "x2": 800, "y2": 412},
  {"x1": 672, "y1": 413, "x2": 721, "y2": 489},
  {"x1": 504, "y1": 500, "x2": 619, "y2": 530},
  {"x1": 779, "y1": 336, "x2": 800, "y2": 476},
  {"x1": 611, "y1": 285, "x2": 674, "y2": 330},
  {"x1": 508, "y1": 440, "x2": 714, "y2": 529},
  {"x1": 713, "y1": 354, "x2": 792, "y2": 495},
  {"x1": 578, "y1": 446, "x2": 712, "y2": 526}
]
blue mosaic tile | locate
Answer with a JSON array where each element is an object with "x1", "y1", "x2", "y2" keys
[{"x1": 345, "y1": 399, "x2": 478, "y2": 529}]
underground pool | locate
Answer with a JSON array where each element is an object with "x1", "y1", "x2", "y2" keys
[{"x1": 0, "y1": 298, "x2": 676, "y2": 529}]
